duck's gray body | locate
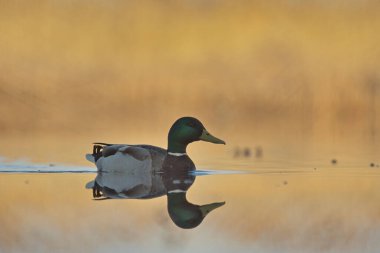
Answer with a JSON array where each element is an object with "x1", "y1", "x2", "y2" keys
[
  {"x1": 85, "y1": 117, "x2": 227, "y2": 229},
  {"x1": 86, "y1": 144, "x2": 167, "y2": 199}
]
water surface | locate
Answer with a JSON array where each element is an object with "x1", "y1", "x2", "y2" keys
[{"x1": 1, "y1": 139, "x2": 380, "y2": 253}]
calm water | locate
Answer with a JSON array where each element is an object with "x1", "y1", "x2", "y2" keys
[{"x1": 1, "y1": 139, "x2": 380, "y2": 253}]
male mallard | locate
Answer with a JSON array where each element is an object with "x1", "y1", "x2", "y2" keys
[
  {"x1": 85, "y1": 116, "x2": 226, "y2": 228},
  {"x1": 86, "y1": 116, "x2": 225, "y2": 174}
]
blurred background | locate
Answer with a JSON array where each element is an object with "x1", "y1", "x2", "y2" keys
[
  {"x1": 1, "y1": 1, "x2": 380, "y2": 253},
  {"x1": 1, "y1": 0, "x2": 380, "y2": 163}
]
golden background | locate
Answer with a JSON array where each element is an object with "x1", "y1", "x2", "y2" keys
[
  {"x1": 1, "y1": 0, "x2": 379, "y2": 143},
  {"x1": 1, "y1": 1, "x2": 380, "y2": 252}
]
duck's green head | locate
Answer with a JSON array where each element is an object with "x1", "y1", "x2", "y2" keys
[
  {"x1": 168, "y1": 117, "x2": 225, "y2": 153},
  {"x1": 167, "y1": 192, "x2": 225, "y2": 229}
]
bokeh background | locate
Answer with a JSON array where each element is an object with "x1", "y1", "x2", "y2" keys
[
  {"x1": 1, "y1": 0, "x2": 379, "y2": 163},
  {"x1": 1, "y1": 1, "x2": 380, "y2": 252}
]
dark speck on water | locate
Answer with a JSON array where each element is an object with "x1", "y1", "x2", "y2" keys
[
  {"x1": 243, "y1": 148, "x2": 251, "y2": 157},
  {"x1": 233, "y1": 147, "x2": 254, "y2": 158},
  {"x1": 255, "y1": 146, "x2": 263, "y2": 158},
  {"x1": 370, "y1": 163, "x2": 375, "y2": 167},
  {"x1": 331, "y1": 159, "x2": 337, "y2": 165}
]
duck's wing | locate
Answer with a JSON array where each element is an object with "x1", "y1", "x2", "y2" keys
[
  {"x1": 132, "y1": 145, "x2": 167, "y2": 172},
  {"x1": 133, "y1": 145, "x2": 166, "y2": 155},
  {"x1": 94, "y1": 145, "x2": 150, "y2": 172},
  {"x1": 86, "y1": 144, "x2": 167, "y2": 168},
  {"x1": 86, "y1": 144, "x2": 147, "y2": 164}
]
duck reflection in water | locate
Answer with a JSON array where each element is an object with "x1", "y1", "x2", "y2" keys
[{"x1": 85, "y1": 117, "x2": 226, "y2": 229}]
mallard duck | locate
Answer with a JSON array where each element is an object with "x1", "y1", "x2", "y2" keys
[
  {"x1": 85, "y1": 116, "x2": 226, "y2": 228},
  {"x1": 86, "y1": 116, "x2": 225, "y2": 174}
]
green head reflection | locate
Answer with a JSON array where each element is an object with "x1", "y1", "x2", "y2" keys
[
  {"x1": 162, "y1": 154, "x2": 225, "y2": 229},
  {"x1": 167, "y1": 191, "x2": 225, "y2": 229}
]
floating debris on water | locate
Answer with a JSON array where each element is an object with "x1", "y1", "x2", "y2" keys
[
  {"x1": 255, "y1": 146, "x2": 263, "y2": 158},
  {"x1": 243, "y1": 147, "x2": 251, "y2": 157},
  {"x1": 370, "y1": 163, "x2": 375, "y2": 167},
  {"x1": 331, "y1": 159, "x2": 337, "y2": 165},
  {"x1": 233, "y1": 146, "x2": 256, "y2": 158}
]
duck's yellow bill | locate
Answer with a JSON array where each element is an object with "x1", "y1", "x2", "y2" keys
[
  {"x1": 199, "y1": 129, "x2": 226, "y2": 144},
  {"x1": 200, "y1": 201, "x2": 226, "y2": 217}
]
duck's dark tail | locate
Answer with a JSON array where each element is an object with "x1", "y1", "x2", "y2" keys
[
  {"x1": 93, "y1": 142, "x2": 114, "y2": 146},
  {"x1": 86, "y1": 143, "x2": 116, "y2": 163},
  {"x1": 92, "y1": 143, "x2": 111, "y2": 162},
  {"x1": 85, "y1": 143, "x2": 110, "y2": 163}
]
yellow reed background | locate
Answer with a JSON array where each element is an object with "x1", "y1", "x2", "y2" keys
[
  {"x1": 0, "y1": 0, "x2": 379, "y2": 143},
  {"x1": 1, "y1": 3, "x2": 380, "y2": 251}
]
